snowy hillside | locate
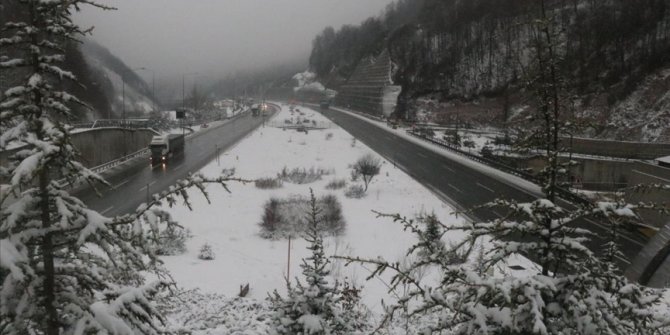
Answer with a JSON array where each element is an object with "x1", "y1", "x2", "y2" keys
[{"x1": 80, "y1": 40, "x2": 158, "y2": 118}]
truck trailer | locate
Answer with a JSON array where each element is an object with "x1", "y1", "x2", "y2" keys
[{"x1": 149, "y1": 134, "x2": 185, "y2": 165}]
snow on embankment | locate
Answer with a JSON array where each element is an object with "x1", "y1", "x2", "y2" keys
[{"x1": 293, "y1": 71, "x2": 337, "y2": 98}]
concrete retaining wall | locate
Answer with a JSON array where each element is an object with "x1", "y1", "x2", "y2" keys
[
  {"x1": 336, "y1": 50, "x2": 396, "y2": 117},
  {"x1": 1, "y1": 128, "x2": 158, "y2": 170},
  {"x1": 71, "y1": 128, "x2": 158, "y2": 167},
  {"x1": 521, "y1": 156, "x2": 669, "y2": 228},
  {"x1": 625, "y1": 161, "x2": 670, "y2": 230},
  {"x1": 562, "y1": 137, "x2": 670, "y2": 160}
]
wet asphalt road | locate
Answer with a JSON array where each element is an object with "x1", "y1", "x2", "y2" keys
[
  {"x1": 318, "y1": 106, "x2": 648, "y2": 268},
  {"x1": 76, "y1": 109, "x2": 275, "y2": 217}
]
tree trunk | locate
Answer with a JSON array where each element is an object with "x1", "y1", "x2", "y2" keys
[
  {"x1": 29, "y1": 0, "x2": 60, "y2": 332},
  {"x1": 40, "y1": 168, "x2": 59, "y2": 335}
]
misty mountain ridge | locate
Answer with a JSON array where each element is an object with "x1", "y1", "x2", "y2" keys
[
  {"x1": 74, "y1": 39, "x2": 158, "y2": 120},
  {"x1": 309, "y1": 0, "x2": 670, "y2": 142}
]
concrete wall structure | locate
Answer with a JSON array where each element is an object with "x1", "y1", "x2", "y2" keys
[
  {"x1": 71, "y1": 128, "x2": 158, "y2": 167},
  {"x1": 625, "y1": 222, "x2": 670, "y2": 288},
  {"x1": 335, "y1": 50, "x2": 398, "y2": 118},
  {"x1": 0, "y1": 128, "x2": 158, "y2": 172},
  {"x1": 561, "y1": 136, "x2": 670, "y2": 160},
  {"x1": 625, "y1": 161, "x2": 670, "y2": 230},
  {"x1": 520, "y1": 156, "x2": 669, "y2": 228}
]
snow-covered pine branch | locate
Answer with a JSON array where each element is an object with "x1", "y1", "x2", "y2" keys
[
  {"x1": 334, "y1": 1, "x2": 670, "y2": 332},
  {"x1": 0, "y1": 1, "x2": 247, "y2": 334},
  {"x1": 270, "y1": 189, "x2": 370, "y2": 334}
]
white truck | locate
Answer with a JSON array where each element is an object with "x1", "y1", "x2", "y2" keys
[{"x1": 149, "y1": 134, "x2": 185, "y2": 165}]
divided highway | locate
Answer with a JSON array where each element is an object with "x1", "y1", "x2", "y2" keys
[
  {"x1": 76, "y1": 109, "x2": 276, "y2": 217},
  {"x1": 320, "y1": 106, "x2": 648, "y2": 267}
]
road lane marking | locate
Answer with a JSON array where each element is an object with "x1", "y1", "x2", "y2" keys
[
  {"x1": 477, "y1": 182, "x2": 495, "y2": 193},
  {"x1": 101, "y1": 206, "x2": 114, "y2": 215},
  {"x1": 114, "y1": 179, "x2": 129, "y2": 188},
  {"x1": 616, "y1": 255, "x2": 631, "y2": 265},
  {"x1": 491, "y1": 209, "x2": 504, "y2": 218},
  {"x1": 418, "y1": 152, "x2": 428, "y2": 159},
  {"x1": 632, "y1": 169, "x2": 670, "y2": 182},
  {"x1": 442, "y1": 164, "x2": 454, "y2": 172},
  {"x1": 138, "y1": 181, "x2": 156, "y2": 192},
  {"x1": 173, "y1": 163, "x2": 183, "y2": 170},
  {"x1": 425, "y1": 184, "x2": 476, "y2": 222},
  {"x1": 447, "y1": 183, "x2": 462, "y2": 193},
  {"x1": 584, "y1": 218, "x2": 645, "y2": 247}
]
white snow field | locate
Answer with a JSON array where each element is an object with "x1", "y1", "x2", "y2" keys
[{"x1": 158, "y1": 103, "x2": 468, "y2": 313}]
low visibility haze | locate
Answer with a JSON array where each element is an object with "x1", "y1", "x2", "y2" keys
[{"x1": 74, "y1": 0, "x2": 394, "y2": 79}]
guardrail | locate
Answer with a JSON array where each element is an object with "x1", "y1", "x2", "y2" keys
[
  {"x1": 82, "y1": 108, "x2": 254, "y2": 174},
  {"x1": 89, "y1": 148, "x2": 150, "y2": 174},
  {"x1": 407, "y1": 130, "x2": 592, "y2": 207}
]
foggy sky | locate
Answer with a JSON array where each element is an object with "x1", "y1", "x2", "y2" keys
[{"x1": 74, "y1": 0, "x2": 394, "y2": 80}]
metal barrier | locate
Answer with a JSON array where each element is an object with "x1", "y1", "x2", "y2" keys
[
  {"x1": 407, "y1": 131, "x2": 592, "y2": 206},
  {"x1": 89, "y1": 148, "x2": 149, "y2": 174}
]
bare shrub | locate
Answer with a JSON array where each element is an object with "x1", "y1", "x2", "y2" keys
[
  {"x1": 258, "y1": 194, "x2": 346, "y2": 238},
  {"x1": 320, "y1": 194, "x2": 345, "y2": 235},
  {"x1": 344, "y1": 184, "x2": 366, "y2": 199},
  {"x1": 260, "y1": 198, "x2": 281, "y2": 236},
  {"x1": 352, "y1": 154, "x2": 381, "y2": 191},
  {"x1": 255, "y1": 177, "x2": 283, "y2": 189},
  {"x1": 155, "y1": 226, "x2": 192, "y2": 256},
  {"x1": 277, "y1": 166, "x2": 332, "y2": 184},
  {"x1": 198, "y1": 243, "x2": 215, "y2": 260},
  {"x1": 325, "y1": 178, "x2": 347, "y2": 190}
]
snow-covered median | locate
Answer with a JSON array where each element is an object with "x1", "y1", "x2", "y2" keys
[{"x1": 158, "y1": 103, "x2": 466, "y2": 313}]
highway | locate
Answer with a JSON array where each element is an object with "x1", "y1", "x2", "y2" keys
[
  {"x1": 319, "y1": 106, "x2": 649, "y2": 267},
  {"x1": 76, "y1": 109, "x2": 276, "y2": 217}
]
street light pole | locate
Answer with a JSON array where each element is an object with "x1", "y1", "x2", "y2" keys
[
  {"x1": 122, "y1": 77, "x2": 125, "y2": 124},
  {"x1": 151, "y1": 71, "x2": 155, "y2": 112}
]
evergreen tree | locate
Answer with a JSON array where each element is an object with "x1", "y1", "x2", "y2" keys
[
  {"x1": 0, "y1": 1, "x2": 242, "y2": 333},
  {"x1": 270, "y1": 190, "x2": 368, "y2": 334},
  {"x1": 337, "y1": 2, "x2": 670, "y2": 333}
]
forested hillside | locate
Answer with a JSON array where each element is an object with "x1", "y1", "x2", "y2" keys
[
  {"x1": 1, "y1": 1, "x2": 157, "y2": 120},
  {"x1": 309, "y1": 0, "x2": 670, "y2": 141}
]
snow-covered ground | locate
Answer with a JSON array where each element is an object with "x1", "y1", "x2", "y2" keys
[
  {"x1": 158, "y1": 103, "x2": 467, "y2": 314},
  {"x1": 428, "y1": 128, "x2": 500, "y2": 154}
]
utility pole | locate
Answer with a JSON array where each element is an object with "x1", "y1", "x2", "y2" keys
[
  {"x1": 122, "y1": 77, "x2": 125, "y2": 125},
  {"x1": 151, "y1": 71, "x2": 155, "y2": 112}
]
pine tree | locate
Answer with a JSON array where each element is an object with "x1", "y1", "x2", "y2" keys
[
  {"x1": 270, "y1": 189, "x2": 367, "y2": 334},
  {"x1": 337, "y1": 2, "x2": 670, "y2": 333},
  {"x1": 0, "y1": 1, "x2": 242, "y2": 334}
]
